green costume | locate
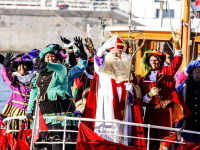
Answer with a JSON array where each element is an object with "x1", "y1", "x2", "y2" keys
[{"x1": 27, "y1": 47, "x2": 77, "y2": 142}]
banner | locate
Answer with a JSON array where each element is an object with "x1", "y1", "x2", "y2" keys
[{"x1": 76, "y1": 122, "x2": 141, "y2": 150}]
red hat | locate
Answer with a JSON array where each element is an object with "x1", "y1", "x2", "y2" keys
[{"x1": 109, "y1": 32, "x2": 126, "y2": 52}]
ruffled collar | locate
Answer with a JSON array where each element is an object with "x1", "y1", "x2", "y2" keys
[
  {"x1": 149, "y1": 70, "x2": 158, "y2": 82},
  {"x1": 12, "y1": 71, "x2": 33, "y2": 84}
]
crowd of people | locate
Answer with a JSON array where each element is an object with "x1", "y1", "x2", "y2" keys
[{"x1": 0, "y1": 30, "x2": 199, "y2": 150}]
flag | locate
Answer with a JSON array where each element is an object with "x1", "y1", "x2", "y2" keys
[
  {"x1": 195, "y1": 0, "x2": 200, "y2": 6},
  {"x1": 76, "y1": 122, "x2": 141, "y2": 150},
  {"x1": 33, "y1": 107, "x2": 49, "y2": 143}
]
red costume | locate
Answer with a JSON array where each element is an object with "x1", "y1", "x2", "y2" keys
[
  {"x1": 72, "y1": 56, "x2": 93, "y2": 101},
  {"x1": 140, "y1": 49, "x2": 191, "y2": 150},
  {"x1": 73, "y1": 72, "x2": 93, "y2": 101},
  {"x1": 84, "y1": 33, "x2": 146, "y2": 149},
  {"x1": 84, "y1": 73, "x2": 146, "y2": 149}
]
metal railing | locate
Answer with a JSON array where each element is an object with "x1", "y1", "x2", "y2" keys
[
  {"x1": 0, "y1": 0, "x2": 118, "y2": 10},
  {"x1": 3, "y1": 115, "x2": 200, "y2": 150}
]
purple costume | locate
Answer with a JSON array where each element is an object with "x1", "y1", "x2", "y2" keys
[{"x1": 1, "y1": 66, "x2": 32, "y2": 117}]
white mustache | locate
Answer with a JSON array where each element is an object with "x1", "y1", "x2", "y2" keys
[{"x1": 111, "y1": 57, "x2": 120, "y2": 61}]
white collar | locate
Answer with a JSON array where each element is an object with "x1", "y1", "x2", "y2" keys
[
  {"x1": 149, "y1": 70, "x2": 158, "y2": 82},
  {"x1": 13, "y1": 71, "x2": 33, "y2": 84}
]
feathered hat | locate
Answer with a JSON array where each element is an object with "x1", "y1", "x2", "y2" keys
[
  {"x1": 11, "y1": 54, "x2": 33, "y2": 72},
  {"x1": 142, "y1": 49, "x2": 166, "y2": 74}
]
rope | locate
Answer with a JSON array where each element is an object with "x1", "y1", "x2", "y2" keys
[
  {"x1": 179, "y1": 0, "x2": 183, "y2": 30},
  {"x1": 192, "y1": 22, "x2": 199, "y2": 61},
  {"x1": 48, "y1": 9, "x2": 96, "y2": 38},
  {"x1": 166, "y1": 42, "x2": 174, "y2": 54},
  {"x1": 94, "y1": 0, "x2": 111, "y2": 46},
  {"x1": 167, "y1": 0, "x2": 174, "y2": 37}
]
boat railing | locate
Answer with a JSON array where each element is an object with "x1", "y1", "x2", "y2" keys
[
  {"x1": 3, "y1": 116, "x2": 200, "y2": 150},
  {"x1": 0, "y1": 0, "x2": 118, "y2": 10}
]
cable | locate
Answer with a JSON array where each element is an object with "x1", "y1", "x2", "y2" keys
[
  {"x1": 179, "y1": 0, "x2": 183, "y2": 29},
  {"x1": 94, "y1": 0, "x2": 111, "y2": 46},
  {"x1": 167, "y1": 0, "x2": 174, "y2": 37},
  {"x1": 48, "y1": 9, "x2": 96, "y2": 38}
]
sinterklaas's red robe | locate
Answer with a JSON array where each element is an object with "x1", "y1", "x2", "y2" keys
[{"x1": 83, "y1": 73, "x2": 146, "y2": 150}]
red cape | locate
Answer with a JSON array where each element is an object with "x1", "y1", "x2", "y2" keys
[{"x1": 83, "y1": 73, "x2": 146, "y2": 149}]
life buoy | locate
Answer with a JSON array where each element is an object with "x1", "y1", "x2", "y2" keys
[{"x1": 159, "y1": 132, "x2": 185, "y2": 150}]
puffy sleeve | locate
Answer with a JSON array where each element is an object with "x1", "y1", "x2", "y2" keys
[
  {"x1": 1, "y1": 66, "x2": 16, "y2": 88},
  {"x1": 68, "y1": 58, "x2": 88, "y2": 80},
  {"x1": 26, "y1": 74, "x2": 38, "y2": 114}
]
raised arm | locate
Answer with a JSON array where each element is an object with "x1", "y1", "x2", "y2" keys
[
  {"x1": 167, "y1": 29, "x2": 182, "y2": 76},
  {"x1": 95, "y1": 36, "x2": 116, "y2": 73},
  {"x1": 1, "y1": 52, "x2": 15, "y2": 87},
  {"x1": 68, "y1": 58, "x2": 88, "y2": 79},
  {"x1": 46, "y1": 62, "x2": 68, "y2": 77}
]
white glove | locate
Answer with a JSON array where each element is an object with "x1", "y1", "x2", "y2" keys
[
  {"x1": 96, "y1": 35, "x2": 117, "y2": 57},
  {"x1": 124, "y1": 82, "x2": 133, "y2": 94},
  {"x1": 147, "y1": 87, "x2": 159, "y2": 98}
]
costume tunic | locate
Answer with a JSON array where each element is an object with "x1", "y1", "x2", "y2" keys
[
  {"x1": 1, "y1": 66, "x2": 33, "y2": 116},
  {"x1": 67, "y1": 58, "x2": 88, "y2": 98},
  {"x1": 72, "y1": 72, "x2": 93, "y2": 101},
  {"x1": 1, "y1": 66, "x2": 33, "y2": 135},
  {"x1": 177, "y1": 78, "x2": 200, "y2": 143},
  {"x1": 140, "y1": 50, "x2": 191, "y2": 150},
  {"x1": 83, "y1": 54, "x2": 146, "y2": 149},
  {"x1": 26, "y1": 62, "x2": 78, "y2": 138}
]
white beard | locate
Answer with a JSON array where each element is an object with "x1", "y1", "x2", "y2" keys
[{"x1": 104, "y1": 52, "x2": 132, "y2": 82}]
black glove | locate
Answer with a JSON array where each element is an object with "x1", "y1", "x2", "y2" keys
[
  {"x1": 34, "y1": 58, "x2": 47, "y2": 70},
  {"x1": 69, "y1": 52, "x2": 77, "y2": 67},
  {"x1": 60, "y1": 36, "x2": 73, "y2": 49},
  {"x1": 26, "y1": 113, "x2": 33, "y2": 120},
  {"x1": 0, "y1": 54, "x2": 5, "y2": 65},
  {"x1": 74, "y1": 36, "x2": 87, "y2": 60},
  {"x1": 3, "y1": 52, "x2": 14, "y2": 67}
]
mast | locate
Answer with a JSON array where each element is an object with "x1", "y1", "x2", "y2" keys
[{"x1": 181, "y1": 0, "x2": 190, "y2": 70}]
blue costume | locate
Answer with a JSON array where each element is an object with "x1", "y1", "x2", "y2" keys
[{"x1": 176, "y1": 60, "x2": 200, "y2": 143}]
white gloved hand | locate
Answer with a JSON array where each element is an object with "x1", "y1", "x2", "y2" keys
[
  {"x1": 147, "y1": 87, "x2": 159, "y2": 98},
  {"x1": 96, "y1": 35, "x2": 117, "y2": 57},
  {"x1": 124, "y1": 82, "x2": 133, "y2": 93}
]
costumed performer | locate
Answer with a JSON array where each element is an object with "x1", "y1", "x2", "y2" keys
[
  {"x1": 83, "y1": 33, "x2": 146, "y2": 149},
  {"x1": 60, "y1": 36, "x2": 88, "y2": 98},
  {"x1": 140, "y1": 30, "x2": 191, "y2": 150},
  {"x1": 176, "y1": 60, "x2": 200, "y2": 143},
  {"x1": 26, "y1": 46, "x2": 78, "y2": 150},
  {"x1": 1, "y1": 52, "x2": 34, "y2": 135}
]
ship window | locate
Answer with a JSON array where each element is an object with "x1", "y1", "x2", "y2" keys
[{"x1": 156, "y1": 9, "x2": 174, "y2": 18}]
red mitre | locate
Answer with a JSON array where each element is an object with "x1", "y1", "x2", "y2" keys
[{"x1": 109, "y1": 32, "x2": 126, "y2": 52}]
